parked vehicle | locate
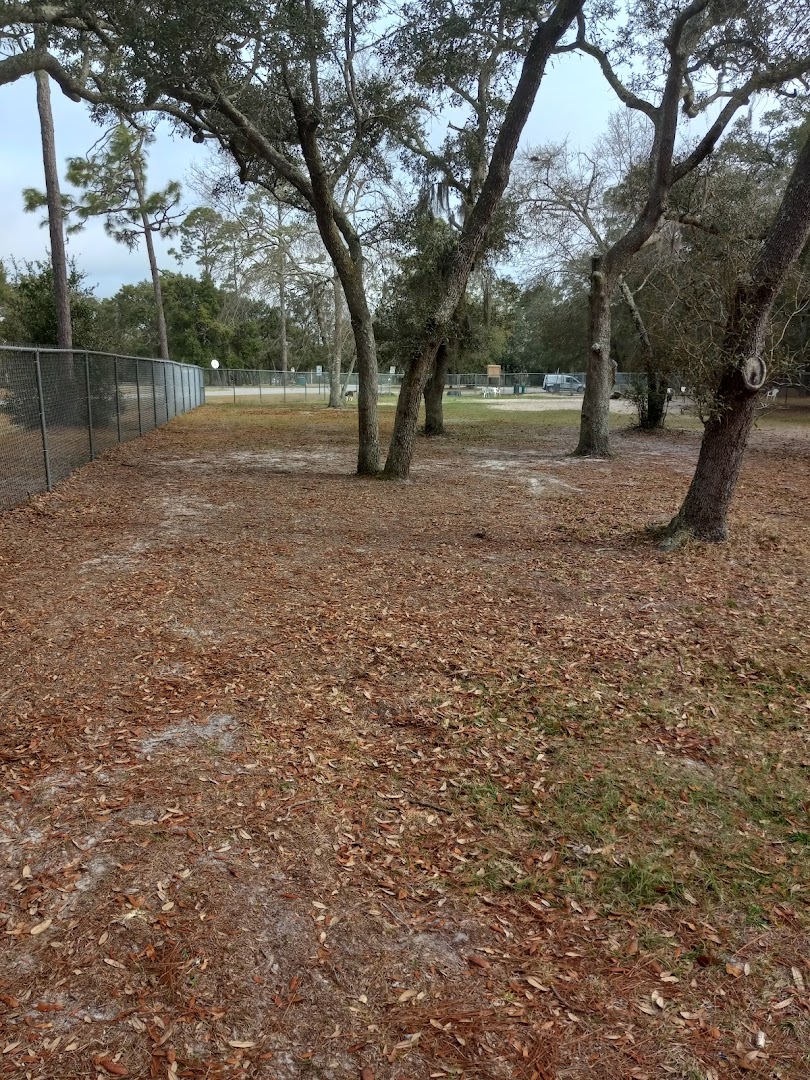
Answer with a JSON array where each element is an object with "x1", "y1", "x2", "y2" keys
[{"x1": 543, "y1": 373, "x2": 584, "y2": 393}]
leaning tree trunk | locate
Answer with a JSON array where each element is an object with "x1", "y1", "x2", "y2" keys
[
  {"x1": 664, "y1": 132, "x2": 810, "y2": 544},
  {"x1": 383, "y1": 0, "x2": 584, "y2": 480},
  {"x1": 291, "y1": 102, "x2": 380, "y2": 473},
  {"x1": 665, "y1": 367, "x2": 758, "y2": 542},
  {"x1": 423, "y1": 341, "x2": 450, "y2": 435},
  {"x1": 35, "y1": 67, "x2": 72, "y2": 350},
  {"x1": 385, "y1": 333, "x2": 442, "y2": 477},
  {"x1": 576, "y1": 255, "x2": 616, "y2": 456},
  {"x1": 329, "y1": 270, "x2": 344, "y2": 409}
]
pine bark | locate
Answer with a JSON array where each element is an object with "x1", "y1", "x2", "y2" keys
[
  {"x1": 666, "y1": 133, "x2": 810, "y2": 543},
  {"x1": 35, "y1": 68, "x2": 72, "y2": 350},
  {"x1": 133, "y1": 170, "x2": 170, "y2": 360}
]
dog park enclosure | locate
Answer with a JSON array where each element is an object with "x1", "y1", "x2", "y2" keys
[{"x1": 0, "y1": 347, "x2": 203, "y2": 511}]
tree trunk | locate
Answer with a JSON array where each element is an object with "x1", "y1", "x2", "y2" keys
[
  {"x1": 575, "y1": 255, "x2": 615, "y2": 456},
  {"x1": 665, "y1": 371, "x2": 756, "y2": 542},
  {"x1": 385, "y1": 335, "x2": 442, "y2": 478},
  {"x1": 665, "y1": 132, "x2": 810, "y2": 544},
  {"x1": 277, "y1": 203, "x2": 288, "y2": 381},
  {"x1": 423, "y1": 341, "x2": 449, "y2": 435},
  {"x1": 383, "y1": 0, "x2": 584, "y2": 480},
  {"x1": 349, "y1": 300, "x2": 380, "y2": 473},
  {"x1": 619, "y1": 277, "x2": 667, "y2": 430},
  {"x1": 329, "y1": 270, "x2": 343, "y2": 409},
  {"x1": 35, "y1": 68, "x2": 72, "y2": 350},
  {"x1": 644, "y1": 367, "x2": 668, "y2": 430},
  {"x1": 134, "y1": 170, "x2": 170, "y2": 360},
  {"x1": 291, "y1": 103, "x2": 380, "y2": 473},
  {"x1": 278, "y1": 253, "x2": 288, "y2": 381},
  {"x1": 573, "y1": 15, "x2": 711, "y2": 458}
]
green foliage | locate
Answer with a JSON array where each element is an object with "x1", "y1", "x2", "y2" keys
[
  {"x1": 168, "y1": 207, "x2": 226, "y2": 281},
  {"x1": 508, "y1": 280, "x2": 588, "y2": 372},
  {"x1": 0, "y1": 262, "x2": 321, "y2": 368},
  {"x1": 93, "y1": 273, "x2": 281, "y2": 366},
  {"x1": 375, "y1": 216, "x2": 519, "y2": 373},
  {"x1": 61, "y1": 124, "x2": 182, "y2": 249},
  {"x1": 160, "y1": 273, "x2": 267, "y2": 367},
  {"x1": 0, "y1": 259, "x2": 104, "y2": 348},
  {"x1": 24, "y1": 124, "x2": 182, "y2": 252},
  {"x1": 618, "y1": 108, "x2": 810, "y2": 410}
]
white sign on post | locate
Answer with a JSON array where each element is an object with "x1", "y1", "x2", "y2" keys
[
  {"x1": 389, "y1": 366, "x2": 396, "y2": 374},
  {"x1": 316, "y1": 365, "x2": 323, "y2": 374}
]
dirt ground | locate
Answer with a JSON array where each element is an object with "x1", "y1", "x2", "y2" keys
[
  {"x1": 488, "y1": 396, "x2": 635, "y2": 413},
  {"x1": 0, "y1": 404, "x2": 808, "y2": 1080}
]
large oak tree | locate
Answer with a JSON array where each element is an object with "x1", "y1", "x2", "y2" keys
[
  {"x1": 569, "y1": 0, "x2": 810, "y2": 458},
  {"x1": 664, "y1": 128, "x2": 810, "y2": 543}
]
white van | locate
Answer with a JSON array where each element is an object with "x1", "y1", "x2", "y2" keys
[{"x1": 543, "y1": 373, "x2": 584, "y2": 394}]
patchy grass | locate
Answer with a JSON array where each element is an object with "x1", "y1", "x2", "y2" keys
[{"x1": 0, "y1": 401, "x2": 808, "y2": 1080}]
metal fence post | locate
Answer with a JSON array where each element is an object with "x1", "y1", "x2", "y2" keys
[
  {"x1": 181, "y1": 366, "x2": 187, "y2": 413},
  {"x1": 84, "y1": 350, "x2": 95, "y2": 460},
  {"x1": 113, "y1": 355, "x2": 122, "y2": 443},
  {"x1": 151, "y1": 362, "x2": 158, "y2": 427},
  {"x1": 136, "y1": 360, "x2": 143, "y2": 435},
  {"x1": 34, "y1": 349, "x2": 53, "y2": 492},
  {"x1": 163, "y1": 363, "x2": 169, "y2": 420}
]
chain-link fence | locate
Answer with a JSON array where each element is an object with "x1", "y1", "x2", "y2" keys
[
  {"x1": 202, "y1": 367, "x2": 591, "y2": 395},
  {"x1": 0, "y1": 347, "x2": 204, "y2": 512},
  {"x1": 204, "y1": 367, "x2": 582, "y2": 389}
]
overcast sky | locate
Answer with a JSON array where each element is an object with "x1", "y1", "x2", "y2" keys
[{"x1": 0, "y1": 53, "x2": 616, "y2": 297}]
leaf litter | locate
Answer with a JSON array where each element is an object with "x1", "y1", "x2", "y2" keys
[{"x1": 0, "y1": 402, "x2": 808, "y2": 1079}]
